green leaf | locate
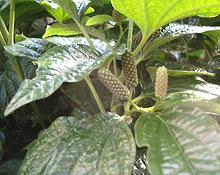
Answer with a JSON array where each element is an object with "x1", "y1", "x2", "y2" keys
[
  {"x1": 43, "y1": 23, "x2": 81, "y2": 38},
  {"x1": 4, "y1": 44, "x2": 111, "y2": 116},
  {"x1": 53, "y1": 0, "x2": 91, "y2": 20},
  {"x1": 62, "y1": 80, "x2": 111, "y2": 114},
  {"x1": 0, "y1": 159, "x2": 22, "y2": 175},
  {"x1": 111, "y1": 0, "x2": 220, "y2": 40},
  {"x1": 145, "y1": 23, "x2": 220, "y2": 56},
  {"x1": 46, "y1": 36, "x2": 112, "y2": 55},
  {"x1": 85, "y1": 15, "x2": 114, "y2": 26},
  {"x1": 4, "y1": 38, "x2": 54, "y2": 60},
  {"x1": 135, "y1": 106, "x2": 220, "y2": 175},
  {"x1": 40, "y1": 0, "x2": 71, "y2": 23},
  {"x1": 0, "y1": 61, "x2": 21, "y2": 117},
  {"x1": 147, "y1": 66, "x2": 214, "y2": 78},
  {"x1": 18, "y1": 111, "x2": 136, "y2": 175}
]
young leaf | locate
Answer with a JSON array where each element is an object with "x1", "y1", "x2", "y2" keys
[
  {"x1": 18, "y1": 111, "x2": 136, "y2": 175},
  {"x1": 4, "y1": 44, "x2": 111, "y2": 116},
  {"x1": 135, "y1": 106, "x2": 220, "y2": 175},
  {"x1": 111, "y1": 0, "x2": 220, "y2": 40},
  {"x1": 85, "y1": 15, "x2": 114, "y2": 26},
  {"x1": 43, "y1": 23, "x2": 81, "y2": 38}
]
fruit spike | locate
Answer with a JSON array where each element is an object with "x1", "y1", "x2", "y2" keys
[
  {"x1": 97, "y1": 69, "x2": 130, "y2": 101},
  {"x1": 155, "y1": 66, "x2": 168, "y2": 99},
  {"x1": 121, "y1": 50, "x2": 138, "y2": 88}
]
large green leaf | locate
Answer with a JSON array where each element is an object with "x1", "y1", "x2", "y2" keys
[
  {"x1": 4, "y1": 44, "x2": 111, "y2": 116},
  {"x1": 135, "y1": 106, "x2": 220, "y2": 175},
  {"x1": 18, "y1": 111, "x2": 136, "y2": 175},
  {"x1": 111, "y1": 0, "x2": 220, "y2": 40},
  {"x1": 4, "y1": 38, "x2": 54, "y2": 60}
]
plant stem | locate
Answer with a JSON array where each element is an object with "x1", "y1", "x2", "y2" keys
[
  {"x1": 127, "y1": 20, "x2": 133, "y2": 50},
  {"x1": 85, "y1": 76, "x2": 105, "y2": 113},
  {"x1": 0, "y1": 16, "x2": 9, "y2": 42},
  {"x1": 128, "y1": 99, "x2": 155, "y2": 113},
  {"x1": 31, "y1": 102, "x2": 46, "y2": 129},
  {"x1": 0, "y1": 31, "x2": 6, "y2": 46},
  {"x1": 74, "y1": 20, "x2": 96, "y2": 50},
  {"x1": 9, "y1": 0, "x2": 15, "y2": 45}
]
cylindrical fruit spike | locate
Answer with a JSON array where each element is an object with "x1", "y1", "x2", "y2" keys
[
  {"x1": 121, "y1": 50, "x2": 138, "y2": 88},
  {"x1": 97, "y1": 69, "x2": 130, "y2": 101},
  {"x1": 132, "y1": 31, "x2": 142, "y2": 50},
  {"x1": 155, "y1": 66, "x2": 168, "y2": 99},
  {"x1": 112, "y1": 9, "x2": 125, "y2": 22}
]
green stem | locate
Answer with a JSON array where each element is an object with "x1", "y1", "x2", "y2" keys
[
  {"x1": 85, "y1": 76, "x2": 105, "y2": 113},
  {"x1": 128, "y1": 99, "x2": 155, "y2": 113},
  {"x1": 127, "y1": 20, "x2": 133, "y2": 50},
  {"x1": 9, "y1": 0, "x2": 15, "y2": 45},
  {"x1": 0, "y1": 31, "x2": 6, "y2": 46},
  {"x1": 31, "y1": 102, "x2": 46, "y2": 129},
  {"x1": 74, "y1": 20, "x2": 96, "y2": 50},
  {"x1": 0, "y1": 16, "x2": 9, "y2": 42}
]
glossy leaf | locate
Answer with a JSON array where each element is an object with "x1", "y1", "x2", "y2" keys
[
  {"x1": 111, "y1": 0, "x2": 220, "y2": 40},
  {"x1": 135, "y1": 106, "x2": 220, "y2": 175},
  {"x1": 46, "y1": 36, "x2": 113, "y2": 55},
  {"x1": 4, "y1": 44, "x2": 111, "y2": 116},
  {"x1": 4, "y1": 38, "x2": 54, "y2": 60},
  {"x1": 145, "y1": 23, "x2": 220, "y2": 56},
  {"x1": 18, "y1": 111, "x2": 136, "y2": 175},
  {"x1": 43, "y1": 23, "x2": 81, "y2": 38},
  {"x1": 85, "y1": 15, "x2": 114, "y2": 26}
]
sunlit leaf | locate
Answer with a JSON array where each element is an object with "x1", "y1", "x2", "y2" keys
[
  {"x1": 135, "y1": 106, "x2": 220, "y2": 175},
  {"x1": 85, "y1": 15, "x2": 113, "y2": 26},
  {"x1": 4, "y1": 44, "x2": 111, "y2": 116}
]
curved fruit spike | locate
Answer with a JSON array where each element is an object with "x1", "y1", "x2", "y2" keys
[
  {"x1": 132, "y1": 31, "x2": 142, "y2": 50},
  {"x1": 97, "y1": 69, "x2": 130, "y2": 101},
  {"x1": 155, "y1": 66, "x2": 168, "y2": 99},
  {"x1": 121, "y1": 50, "x2": 138, "y2": 88}
]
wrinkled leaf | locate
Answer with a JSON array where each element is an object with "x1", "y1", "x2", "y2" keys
[
  {"x1": 135, "y1": 106, "x2": 220, "y2": 175},
  {"x1": 4, "y1": 38, "x2": 54, "y2": 60},
  {"x1": 0, "y1": 159, "x2": 22, "y2": 175},
  {"x1": 46, "y1": 36, "x2": 113, "y2": 55},
  {"x1": 43, "y1": 23, "x2": 81, "y2": 38},
  {"x1": 18, "y1": 111, "x2": 136, "y2": 175},
  {"x1": 85, "y1": 15, "x2": 113, "y2": 26},
  {"x1": 4, "y1": 44, "x2": 111, "y2": 116},
  {"x1": 112, "y1": 0, "x2": 220, "y2": 40}
]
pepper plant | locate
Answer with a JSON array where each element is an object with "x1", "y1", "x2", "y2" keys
[{"x1": 1, "y1": 0, "x2": 220, "y2": 174}]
